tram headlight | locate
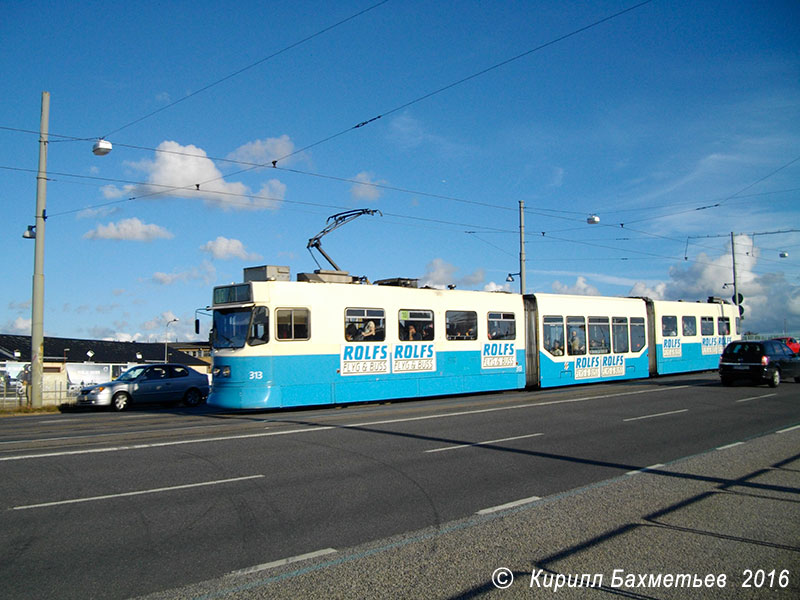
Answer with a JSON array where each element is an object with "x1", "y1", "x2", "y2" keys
[{"x1": 212, "y1": 365, "x2": 231, "y2": 378}]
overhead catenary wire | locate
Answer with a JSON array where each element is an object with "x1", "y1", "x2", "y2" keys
[
  {"x1": 97, "y1": 0, "x2": 392, "y2": 139},
  {"x1": 5, "y1": 162, "x2": 796, "y2": 280},
  {"x1": 2, "y1": 155, "x2": 795, "y2": 273},
  {"x1": 186, "y1": 0, "x2": 656, "y2": 189}
]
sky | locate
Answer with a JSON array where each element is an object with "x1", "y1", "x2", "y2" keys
[{"x1": 2, "y1": 0, "x2": 799, "y2": 344}]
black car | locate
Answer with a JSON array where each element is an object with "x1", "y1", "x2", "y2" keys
[{"x1": 719, "y1": 340, "x2": 800, "y2": 387}]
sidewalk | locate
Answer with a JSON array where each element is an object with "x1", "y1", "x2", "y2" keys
[{"x1": 143, "y1": 425, "x2": 800, "y2": 599}]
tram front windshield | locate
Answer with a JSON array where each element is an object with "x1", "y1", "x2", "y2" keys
[{"x1": 213, "y1": 308, "x2": 252, "y2": 349}]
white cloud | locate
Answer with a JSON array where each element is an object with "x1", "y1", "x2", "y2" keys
[
  {"x1": 548, "y1": 167, "x2": 565, "y2": 188},
  {"x1": 350, "y1": 171, "x2": 385, "y2": 201},
  {"x1": 227, "y1": 135, "x2": 298, "y2": 166},
  {"x1": 551, "y1": 276, "x2": 601, "y2": 296},
  {"x1": 420, "y1": 258, "x2": 486, "y2": 289},
  {"x1": 252, "y1": 179, "x2": 286, "y2": 211},
  {"x1": 102, "y1": 140, "x2": 289, "y2": 211},
  {"x1": 484, "y1": 281, "x2": 511, "y2": 292},
  {"x1": 83, "y1": 217, "x2": 173, "y2": 241},
  {"x1": 151, "y1": 261, "x2": 216, "y2": 286},
  {"x1": 629, "y1": 281, "x2": 667, "y2": 299},
  {"x1": 142, "y1": 311, "x2": 180, "y2": 332},
  {"x1": 7, "y1": 316, "x2": 31, "y2": 333},
  {"x1": 201, "y1": 236, "x2": 262, "y2": 261},
  {"x1": 77, "y1": 205, "x2": 122, "y2": 219},
  {"x1": 388, "y1": 112, "x2": 473, "y2": 157},
  {"x1": 627, "y1": 234, "x2": 800, "y2": 333}
]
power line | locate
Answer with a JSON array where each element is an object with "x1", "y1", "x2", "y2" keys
[
  {"x1": 98, "y1": 1, "x2": 392, "y2": 139},
  {"x1": 200, "y1": 0, "x2": 656, "y2": 181}
]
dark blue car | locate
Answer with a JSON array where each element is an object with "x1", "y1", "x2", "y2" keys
[{"x1": 719, "y1": 340, "x2": 800, "y2": 387}]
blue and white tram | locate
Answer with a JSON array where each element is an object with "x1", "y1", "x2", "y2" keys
[
  {"x1": 526, "y1": 293, "x2": 650, "y2": 388},
  {"x1": 208, "y1": 278, "x2": 525, "y2": 409},
  {"x1": 205, "y1": 267, "x2": 740, "y2": 409}
]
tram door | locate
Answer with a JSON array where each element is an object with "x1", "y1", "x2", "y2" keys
[{"x1": 523, "y1": 295, "x2": 539, "y2": 387}]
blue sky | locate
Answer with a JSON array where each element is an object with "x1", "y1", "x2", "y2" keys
[{"x1": 2, "y1": 0, "x2": 799, "y2": 343}]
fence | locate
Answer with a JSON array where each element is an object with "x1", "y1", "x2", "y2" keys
[{"x1": 0, "y1": 380, "x2": 78, "y2": 411}]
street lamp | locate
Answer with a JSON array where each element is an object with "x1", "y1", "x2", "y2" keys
[
  {"x1": 26, "y1": 92, "x2": 110, "y2": 408},
  {"x1": 165, "y1": 318, "x2": 179, "y2": 362}
]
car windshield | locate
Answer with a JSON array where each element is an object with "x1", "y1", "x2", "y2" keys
[
  {"x1": 116, "y1": 366, "x2": 148, "y2": 382},
  {"x1": 213, "y1": 308, "x2": 252, "y2": 349}
]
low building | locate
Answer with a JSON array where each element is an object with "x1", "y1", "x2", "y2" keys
[{"x1": 0, "y1": 334, "x2": 209, "y2": 408}]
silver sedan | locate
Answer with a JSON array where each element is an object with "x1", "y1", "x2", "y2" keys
[{"x1": 77, "y1": 363, "x2": 210, "y2": 411}]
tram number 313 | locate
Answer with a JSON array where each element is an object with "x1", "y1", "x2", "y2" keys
[{"x1": 249, "y1": 371, "x2": 264, "y2": 380}]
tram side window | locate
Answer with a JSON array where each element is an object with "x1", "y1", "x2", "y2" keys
[
  {"x1": 488, "y1": 312, "x2": 516, "y2": 340},
  {"x1": 345, "y1": 308, "x2": 385, "y2": 342},
  {"x1": 543, "y1": 316, "x2": 565, "y2": 356},
  {"x1": 662, "y1": 315, "x2": 678, "y2": 337},
  {"x1": 630, "y1": 317, "x2": 646, "y2": 352},
  {"x1": 276, "y1": 308, "x2": 310, "y2": 340},
  {"x1": 682, "y1": 316, "x2": 697, "y2": 337},
  {"x1": 700, "y1": 317, "x2": 714, "y2": 336},
  {"x1": 612, "y1": 317, "x2": 629, "y2": 353},
  {"x1": 588, "y1": 317, "x2": 610, "y2": 354},
  {"x1": 446, "y1": 311, "x2": 477, "y2": 340},
  {"x1": 718, "y1": 317, "x2": 730, "y2": 335},
  {"x1": 567, "y1": 316, "x2": 586, "y2": 356},
  {"x1": 399, "y1": 309, "x2": 434, "y2": 341},
  {"x1": 735, "y1": 317, "x2": 740, "y2": 335},
  {"x1": 248, "y1": 306, "x2": 269, "y2": 346}
]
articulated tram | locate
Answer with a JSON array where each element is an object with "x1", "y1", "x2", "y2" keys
[{"x1": 205, "y1": 266, "x2": 738, "y2": 409}]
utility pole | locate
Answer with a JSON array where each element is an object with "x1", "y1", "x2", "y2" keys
[
  {"x1": 519, "y1": 200, "x2": 526, "y2": 295},
  {"x1": 731, "y1": 232, "x2": 741, "y2": 320},
  {"x1": 30, "y1": 91, "x2": 49, "y2": 409}
]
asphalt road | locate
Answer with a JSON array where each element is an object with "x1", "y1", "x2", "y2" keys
[{"x1": 1, "y1": 372, "x2": 798, "y2": 599}]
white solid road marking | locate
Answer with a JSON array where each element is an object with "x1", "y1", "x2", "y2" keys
[
  {"x1": 3, "y1": 385, "x2": 691, "y2": 462},
  {"x1": 11, "y1": 475, "x2": 264, "y2": 511},
  {"x1": 0, "y1": 427, "x2": 335, "y2": 462},
  {"x1": 777, "y1": 424, "x2": 800, "y2": 434},
  {"x1": 623, "y1": 409, "x2": 688, "y2": 422},
  {"x1": 626, "y1": 463, "x2": 665, "y2": 475},
  {"x1": 476, "y1": 495, "x2": 542, "y2": 515},
  {"x1": 425, "y1": 433, "x2": 543, "y2": 453},
  {"x1": 228, "y1": 548, "x2": 338, "y2": 577},
  {"x1": 735, "y1": 393, "x2": 776, "y2": 403},
  {"x1": 716, "y1": 442, "x2": 745, "y2": 450}
]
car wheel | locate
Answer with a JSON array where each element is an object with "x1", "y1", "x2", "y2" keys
[
  {"x1": 183, "y1": 388, "x2": 202, "y2": 407},
  {"x1": 768, "y1": 369, "x2": 780, "y2": 388},
  {"x1": 112, "y1": 392, "x2": 130, "y2": 411},
  {"x1": 794, "y1": 376, "x2": 800, "y2": 383},
  {"x1": 721, "y1": 376, "x2": 733, "y2": 386}
]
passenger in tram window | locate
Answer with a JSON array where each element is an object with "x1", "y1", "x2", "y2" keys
[
  {"x1": 569, "y1": 330, "x2": 585, "y2": 355},
  {"x1": 346, "y1": 323, "x2": 358, "y2": 341},
  {"x1": 407, "y1": 324, "x2": 418, "y2": 340},
  {"x1": 551, "y1": 340, "x2": 564, "y2": 356},
  {"x1": 362, "y1": 320, "x2": 376, "y2": 339}
]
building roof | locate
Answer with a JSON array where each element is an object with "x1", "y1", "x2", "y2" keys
[{"x1": 0, "y1": 334, "x2": 207, "y2": 366}]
